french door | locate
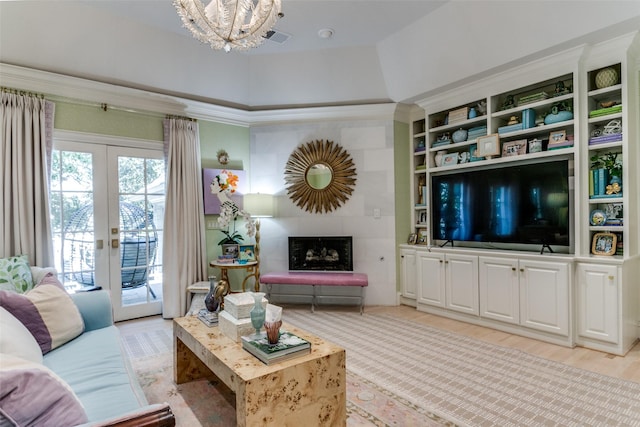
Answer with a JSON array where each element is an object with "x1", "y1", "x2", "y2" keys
[{"x1": 50, "y1": 138, "x2": 165, "y2": 321}]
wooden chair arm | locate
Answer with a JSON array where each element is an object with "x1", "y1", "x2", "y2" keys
[{"x1": 89, "y1": 403, "x2": 175, "y2": 427}]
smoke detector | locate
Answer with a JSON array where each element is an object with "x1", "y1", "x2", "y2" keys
[{"x1": 318, "y1": 28, "x2": 334, "y2": 39}]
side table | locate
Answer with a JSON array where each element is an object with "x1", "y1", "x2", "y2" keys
[{"x1": 209, "y1": 260, "x2": 259, "y2": 292}]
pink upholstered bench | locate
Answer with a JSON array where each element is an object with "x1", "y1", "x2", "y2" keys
[{"x1": 260, "y1": 272, "x2": 368, "y2": 314}]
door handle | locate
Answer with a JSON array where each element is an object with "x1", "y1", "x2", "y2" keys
[
  {"x1": 111, "y1": 239, "x2": 119, "y2": 249},
  {"x1": 96, "y1": 240, "x2": 104, "y2": 250}
]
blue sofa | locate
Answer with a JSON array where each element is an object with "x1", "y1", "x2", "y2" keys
[{"x1": 43, "y1": 291, "x2": 174, "y2": 426}]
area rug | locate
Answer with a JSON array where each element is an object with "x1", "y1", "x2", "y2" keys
[
  {"x1": 283, "y1": 310, "x2": 640, "y2": 427},
  {"x1": 122, "y1": 325, "x2": 448, "y2": 426}
]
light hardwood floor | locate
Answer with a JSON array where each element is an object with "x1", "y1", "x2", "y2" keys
[{"x1": 117, "y1": 304, "x2": 640, "y2": 384}]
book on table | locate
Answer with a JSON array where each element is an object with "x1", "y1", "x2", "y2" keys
[
  {"x1": 198, "y1": 309, "x2": 219, "y2": 327},
  {"x1": 241, "y1": 331, "x2": 311, "y2": 365}
]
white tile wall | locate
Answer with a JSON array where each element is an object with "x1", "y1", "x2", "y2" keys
[{"x1": 250, "y1": 119, "x2": 397, "y2": 306}]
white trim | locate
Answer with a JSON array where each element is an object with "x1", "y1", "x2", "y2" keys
[
  {"x1": 54, "y1": 129, "x2": 161, "y2": 150},
  {"x1": 1, "y1": 63, "x2": 400, "y2": 126}
]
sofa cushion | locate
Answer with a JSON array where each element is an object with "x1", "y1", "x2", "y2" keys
[
  {"x1": 0, "y1": 307, "x2": 43, "y2": 364},
  {"x1": 0, "y1": 273, "x2": 84, "y2": 354},
  {"x1": 44, "y1": 325, "x2": 149, "y2": 422},
  {"x1": 0, "y1": 254, "x2": 33, "y2": 293},
  {"x1": 0, "y1": 353, "x2": 88, "y2": 427}
]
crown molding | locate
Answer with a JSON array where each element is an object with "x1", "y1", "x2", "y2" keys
[{"x1": 1, "y1": 63, "x2": 401, "y2": 127}]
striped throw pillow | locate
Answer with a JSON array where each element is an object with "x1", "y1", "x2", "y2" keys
[{"x1": 0, "y1": 273, "x2": 85, "y2": 354}]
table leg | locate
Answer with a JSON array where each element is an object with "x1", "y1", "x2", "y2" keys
[{"x1": 174, "y1": 335, "x2": 217, "y2": 384}]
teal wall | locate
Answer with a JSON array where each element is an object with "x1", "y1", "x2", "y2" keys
[
  {"x1": 53, "y1": 100, "x2": 252, "y2": 288},
  {"x1": 393, "y1": 120, "x2": 410, "y2": 292}
]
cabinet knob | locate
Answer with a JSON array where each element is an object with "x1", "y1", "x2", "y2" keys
[
  {"x1": 439, "y1": 259, "x2": 444, "y2": 263},
  {"x1": 511, "y1": 267, "x2": 516, "y2": 271},
  {"x1": 520, "y1": 268, "x2": 524, "y2": 272},
  {"x1": 608, "y1": 275, "x2": 614, "y2": 281}
]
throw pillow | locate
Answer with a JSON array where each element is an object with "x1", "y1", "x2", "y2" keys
[
  {"x1": 0, "y1": 353, "x2": 89, "y2": 426},
  {"x1": 0, "y1": 273, "x2": 85, "y2": 354},
  {"x1": 0, "y1": 254, "x2": 33, "y2": 293},
  {"x1": 0, "y1": 307, "x2": 43, "y2": 364}
]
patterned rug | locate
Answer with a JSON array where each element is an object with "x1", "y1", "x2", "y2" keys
[
  {"x1": 121, "y1": 323, "x2": 448, "y2": 426},
  {"x1": 284, "y1": 310, "x2": 640, "y2": 427}
]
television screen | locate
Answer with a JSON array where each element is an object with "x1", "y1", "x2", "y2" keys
[{"x1": 431, "y1": 160, "x2": 571, "y2": 250}]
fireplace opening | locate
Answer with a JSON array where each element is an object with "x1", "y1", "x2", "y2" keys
[{"x1": 288, "y1": 236, "x2": 353, "y2": 271}]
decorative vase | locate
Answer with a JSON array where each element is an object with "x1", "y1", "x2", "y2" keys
[
  {"x1": 595, "y1": 68, "x2": 618, "y2": 89},
  {"x1": 250, "y1": 292, "x2": 266, "y2": 335},
  {"x1": 544, "y1": 110, "x2": 573, "y2": 125},
  {"x1": 264, "y1": 320, "x2": 282, "y2": 345},
  {"x1": 435, "y1": 151, "x2": 446, "y2": 167},
  {"x1": 452, "y1": 128, "x2": 468, "y2": 143},
  {"x1": 204, "y1": 276, "x2": 219, "y2": 312},
  {"x1": 468, "y1": 107, "x2": 477, "y2": 119}
]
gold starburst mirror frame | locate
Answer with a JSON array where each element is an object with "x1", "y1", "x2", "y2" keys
[{"x1": 284, "y1": 139, "x2": 357, "y2": 214}]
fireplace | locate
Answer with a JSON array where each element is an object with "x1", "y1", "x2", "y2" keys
[{"x1": 288, "y1": 236, "x2": 353, "y2": 271}]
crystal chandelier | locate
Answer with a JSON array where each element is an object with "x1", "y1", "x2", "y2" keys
[{"x1": 174, "y1": 0, "x2": 283, "y2": 53}]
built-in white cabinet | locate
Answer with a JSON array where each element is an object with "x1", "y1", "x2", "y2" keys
[
  {"x1": 416, "y1": 251, "x2": 445, "y2": 307},
  {"x1": 399, "y1": 247, "x2": 417, "y2": 302},
  {"x1": 479, "y1": 256, "x2": 570, "y2": 336},
  {"x1": 576, "y1": 263, "x2": 619, "y2": 345}
]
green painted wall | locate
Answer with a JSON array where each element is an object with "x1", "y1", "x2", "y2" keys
[
  {"x1": 54, "y1": 101, "x2": 164, "y2": 141},
  {"x1": 393, "y1": 120, "x2": 410, "y2": 292}
]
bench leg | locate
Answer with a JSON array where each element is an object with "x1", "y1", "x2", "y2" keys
[
  {"x1": 360, "y1": 286, "x2": 365, "y2": 315},
  {"x1": 266, "y1": 284, "x2": 272, "y2": 301},
  {"x1": 311, "y1": 284, "x2": 315, "y2": 313}
]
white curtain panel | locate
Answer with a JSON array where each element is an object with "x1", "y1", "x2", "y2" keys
[
  {"x1": 0, "y1": 91, "x2": 54, "y2": 266},
  {"x1": 162, "y1": 118, "x2": 208, "y2": 318}
]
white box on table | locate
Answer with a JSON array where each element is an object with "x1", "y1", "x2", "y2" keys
[
  {"x1": 219, "y1": 310, "x2": 257, "y2": 342},
  {"x1": 223, "y1": 292, "x2": 267, "y2": 319}
]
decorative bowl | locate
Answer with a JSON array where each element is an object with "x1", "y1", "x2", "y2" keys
[
  {"x1": 452, "y1": 128, "x2": 468, "y2": 143},
  {"x1": 544, "y1": 110, "x2": 573, "y2": 125},
  {"x1": 595, "y1": 68, "x2": 618, "y2": 89},
  {"x1": 237, "y1": 259, "x2": 248, "y2": 264}
]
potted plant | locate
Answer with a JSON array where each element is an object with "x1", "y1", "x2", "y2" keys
[{"x1": 590, "y1": 152, "x2": 622, "y2": 181}]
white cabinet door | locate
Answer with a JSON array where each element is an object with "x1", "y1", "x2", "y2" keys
[
  {"x1": 479, "y1": 256, "x2": 519, "y2": 324},
  {"x1": 519, "y1": 260, "x2": 570, "y2": 336},
  {"x1": 445, "y1": 254, "x2": 479, "y2": 315},
  {"x1": 400, "y1": 248, "x2": 417, "y2": 299},
  {"x1": 577, "y1": 263, "x2": 619, "y2": 344},
  {"x1": 417, "y1": 252, "x2": 445, "y2": 307}
]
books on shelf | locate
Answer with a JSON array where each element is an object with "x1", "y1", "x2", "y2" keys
[
  {"x1": 589, "y1": 105, "x2": 622, "y2": 118},
  {"x1": 241, "y1": 331, "x2": 311, "y2": 365},
  {"x1": 589, "y1": 134, "x2": 622, "y2": 145},
  {"x1": 198, "y1": 309, "x2": 219, "y2": 327}
]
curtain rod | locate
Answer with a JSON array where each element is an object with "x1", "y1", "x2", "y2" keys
[
  {"x1": 166, "y1": 114, "x2": 197, "y2": 122},
  {"x1": 1, "y1": 86, "x2": 45, "y2": 99}
]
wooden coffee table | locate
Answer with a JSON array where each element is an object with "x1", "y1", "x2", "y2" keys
[{"x1": 173, "y1": 316, "x2": 346, "y2": 426}]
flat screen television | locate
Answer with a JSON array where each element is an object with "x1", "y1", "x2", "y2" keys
[{"x1": 431, "y1": 159, "x2": 573, "y2": 253}]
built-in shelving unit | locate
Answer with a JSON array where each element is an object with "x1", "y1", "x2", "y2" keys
[{"x1": 402, "y1": 33, "x2": 640, "y2": 355}]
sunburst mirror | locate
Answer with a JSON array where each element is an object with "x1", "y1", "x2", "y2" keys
[{"x1": 284, "y1": 139, "x2": 357, "y2": 214}]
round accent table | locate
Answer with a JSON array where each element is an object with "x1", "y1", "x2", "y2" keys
[{"x1": 209, "y1": 260, "x2": 259, "y2": 292}]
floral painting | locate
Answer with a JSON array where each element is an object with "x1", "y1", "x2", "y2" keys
[{"x1": 203, "y1": 168, "x2": 246, "y2": 214}]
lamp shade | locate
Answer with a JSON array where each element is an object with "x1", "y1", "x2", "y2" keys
[{"x1": 244, "y1": 194, "x2": 274, "y2": 218}]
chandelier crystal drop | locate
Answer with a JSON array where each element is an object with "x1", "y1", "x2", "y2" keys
[{"x1": 173, "y1": 0, "x2": 282, "y2": 52}]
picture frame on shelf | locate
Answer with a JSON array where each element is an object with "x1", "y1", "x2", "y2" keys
[
  {"x1": 469, "y1": 143, "x2": 483, "y2": 162},
  {"x1": 476, "y1": 134, "x2": 500, "y2": 158},
  {"x1": 591, "y1": 232, "x2": 617, "y2": 256},
  {"x1": 442, "y1": 152, "x2": 459, "y2": 167},
  {"x1": 417, "y1": 230, "x2": 428, "y2": 245},
  {"x1": 548, "y1": 130, "x2": 567, "y2": 144},
  {"x1": 502, "y1": 139, "x2": 527, "y2": 157},
  {"x1": 407, "y1": 233, "x2": 417, "y2": 245}
]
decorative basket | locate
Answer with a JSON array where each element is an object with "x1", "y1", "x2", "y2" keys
[{"x1": 595, "y1": 68, "x2": 618, "y2": 89}]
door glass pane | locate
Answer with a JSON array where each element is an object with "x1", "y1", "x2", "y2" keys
[
  {"x1": 118, "y1": 156, "x2": 165, "y2": 306},
  {"x1": 50, "y1": 150, "x2": 97, "y2": 291}
]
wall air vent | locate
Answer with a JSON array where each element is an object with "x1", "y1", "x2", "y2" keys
[{"x1": 264, "y1": 29, "x2": 290, "y2": 44}]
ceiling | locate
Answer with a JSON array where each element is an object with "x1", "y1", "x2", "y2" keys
[{"x1": 2, "y1": 1, "x2": 640, "y2": 111}]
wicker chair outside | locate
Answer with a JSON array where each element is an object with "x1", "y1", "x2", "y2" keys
[{"x1": 64, "y1": 202, "x2": 158, "y2": 295}]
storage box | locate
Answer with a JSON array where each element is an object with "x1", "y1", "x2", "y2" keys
[
  {"x1": 498, "y1": 123, "x2": 523, "y2": 134},
  {"x1": 219, "y1": 310, "x2": 256, "y2": 342},
  {"x1": 223, "y1": 292, "x2": 267, "y2": 319},
  {"x1": 448, "y1": 107, "x2": 469, "y2": 124}
]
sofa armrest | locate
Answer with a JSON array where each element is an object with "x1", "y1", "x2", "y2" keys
[
  {"x1": 82, "y1": 403, "x2": 175, "y2": 427},
  {"x1": 70, "y1": 290, "x2": 114, "y2": 331},
  {"x1": 30, "y1": 266, "x2": 57, "y2": 285}
]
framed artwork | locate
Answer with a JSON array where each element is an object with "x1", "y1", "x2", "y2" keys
[
  {"x1": 469, "y1": 143, "x2": 483, "y2": 162},
  {"x1": 417, "y1": 230, "x2": 428, "y2": 245},
  {"x1": 548, "y1": 130, "x2": 567, "y2": 145},
  {"x1": 222, "y1": 244, "x2": 239, "y2": 259},
  {"x1": 502, "y1": 139, "x2": 527, "y2": 157},
  {"x1": 476, "y1": 134, "x2": 501, "y2": 158},
  {"x1": 591, "y1": 232, "x2": 617, "y2": 256},
  {"x1": 442, "y1": 152, "x2": 459, "y2": 166},
  {"x1": 239, "y1": 244, "x2": 255, "y2": 261},
  {"x1": 203, "y1": 168, "x2": 247, "y2": 214},
  {"x1": 407, "y1": 233, "x2": 417, "y2": 244}
]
